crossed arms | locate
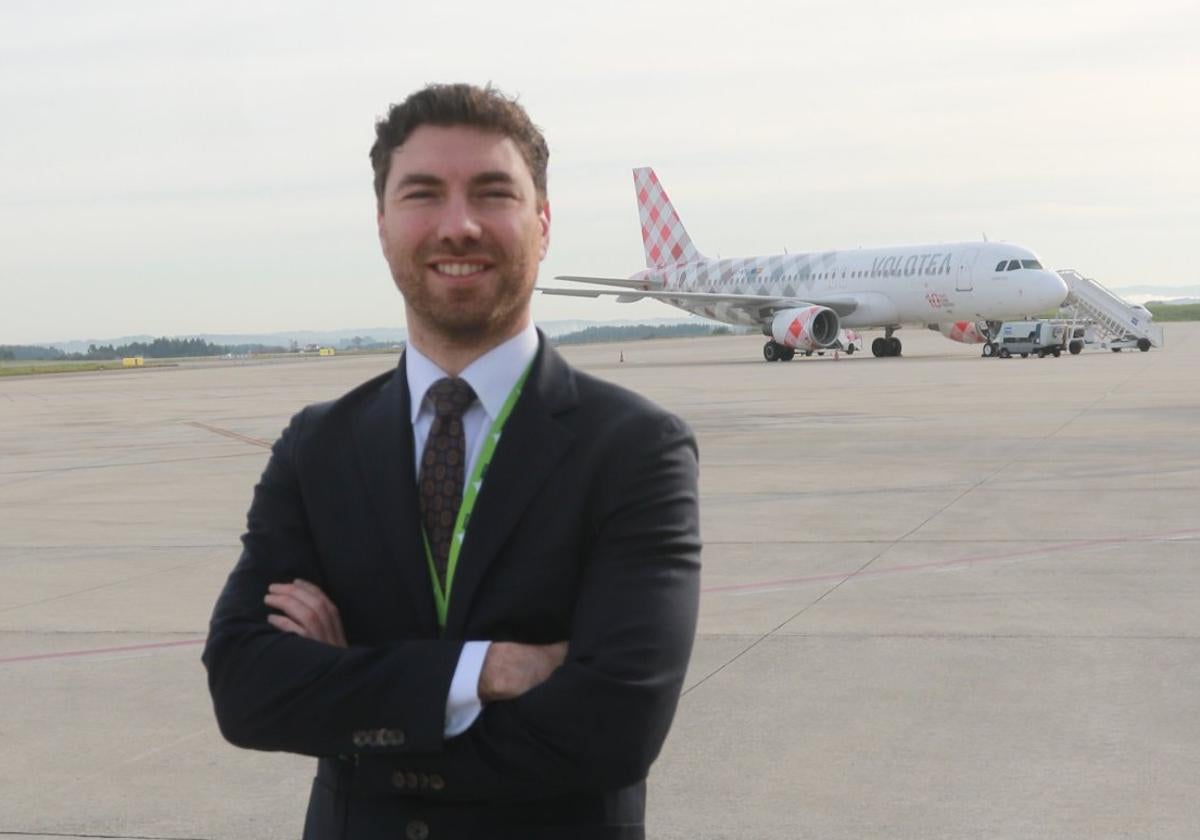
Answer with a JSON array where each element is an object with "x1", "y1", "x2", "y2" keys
[
  {"x1": 203, "y1": 404, "x2": 701, "y2": 801},
  {"x1": 264, "y1": 577, "x2": 566, "y2": 704}
]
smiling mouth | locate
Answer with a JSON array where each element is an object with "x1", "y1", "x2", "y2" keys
[{"x1": 430, "y1": 261, "x2": 491, "y2": 277}]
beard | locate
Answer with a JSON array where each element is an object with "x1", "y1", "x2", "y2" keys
[{"x1": 387, "y1": 238, "x2": 537, "y2": 346}]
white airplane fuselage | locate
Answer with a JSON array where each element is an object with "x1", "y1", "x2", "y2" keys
[{"x1": 629, "y1": 241, "x2": 1067, "y2": 330}]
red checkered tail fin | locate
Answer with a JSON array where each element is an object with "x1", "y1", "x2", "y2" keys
[{"x1": 633, "y1": 167, "x2": 706, "y2": 268}]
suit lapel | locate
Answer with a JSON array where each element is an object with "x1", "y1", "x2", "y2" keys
[
  {"x1": 353, "y1": 358, "x2": 439, "y2": 633},
  {"x1": 443, "y1": 338, "x2": 577, "y2": 637}
]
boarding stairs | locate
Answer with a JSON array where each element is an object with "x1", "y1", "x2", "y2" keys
[{"x1": 1056, "y1": 269, "x2": 1165, "y2": 348}]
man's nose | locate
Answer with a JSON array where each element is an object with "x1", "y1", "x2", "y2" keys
[{"x1": 436, "y1": 195, "x2": 482, "y2": 245}]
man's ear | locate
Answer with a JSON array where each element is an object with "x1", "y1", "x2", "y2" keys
[{"x1": 538, "y1": 200, "x2": 551, "y2": 260}]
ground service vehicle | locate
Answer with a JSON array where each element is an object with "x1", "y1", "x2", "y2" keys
[
  {"x1": 1108, "y1": 335, "x2": 1154, "y2": 352},
  {"x1": 986, "y1": 321, "x2": 1064, "y2": 358}
]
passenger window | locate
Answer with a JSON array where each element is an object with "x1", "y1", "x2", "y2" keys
[{"x1": 1007, "y1": 260, "x2": 1021, "y2": 271}]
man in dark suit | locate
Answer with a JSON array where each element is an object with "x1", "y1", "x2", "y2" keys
[{"x1": 203, "y1": 83, "x2": 701, "y2": 839}]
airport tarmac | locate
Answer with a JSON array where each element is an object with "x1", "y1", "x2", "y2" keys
[{"x1": 1, "y1": 325, "x2": 1197, "y2": 839}]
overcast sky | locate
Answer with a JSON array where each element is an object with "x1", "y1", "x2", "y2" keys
[{"x1": 2, "y1": 0, "x2": 1197, "y2": 345}]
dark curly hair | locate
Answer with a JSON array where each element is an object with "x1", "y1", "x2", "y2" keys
[{"x1": 370, "y1": 83, "x2": 549, "y2": 210}]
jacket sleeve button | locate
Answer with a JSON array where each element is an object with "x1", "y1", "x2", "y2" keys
[
  {"x1": 430, "y1": 774, "x2": 445, "y2": 791},
  {"x1": 391, "y1": 771, "x2": 407, "y2": 790},
  {"x1": 405, "y1": 819, "x2": 430, "y2": 840}
]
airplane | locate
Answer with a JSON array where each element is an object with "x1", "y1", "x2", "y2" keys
[{"x1": 540, "y1": 168, "x2": 1070, "y2": 362}]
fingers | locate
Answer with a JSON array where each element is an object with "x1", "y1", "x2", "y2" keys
[
  {"x1": 288, "y1": 578, "x2": 348, "y2": 647},
  {"x1": 263, "y1": 579, "x2": 347, "y2": 647},
  {"x1": 287, "y1": 579, "x2": 345, "y2": 646},
  {"x1": 266, "y1": 613, "x2": 307, "y2": 637},
  {"x1": 264, "y1": 586, "x2": 342, "y2": 646}
]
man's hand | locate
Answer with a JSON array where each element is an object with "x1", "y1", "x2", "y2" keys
[
  {"x1": 264, "y1": 579, "x2": 347, "y2": 647},
  {"x1": 478, "y1": 641, "x2": 567, "y2": 703}
]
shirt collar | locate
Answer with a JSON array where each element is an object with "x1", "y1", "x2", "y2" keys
[{"x1": 406, "y1": 322, "x2": 539, "y2": 423}]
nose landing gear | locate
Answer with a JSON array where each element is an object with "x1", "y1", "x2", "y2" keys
[{"x1": 980, "y1": 321, "x2": 1003, "y2": 358}]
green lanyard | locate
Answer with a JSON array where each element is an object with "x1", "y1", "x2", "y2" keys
[{"x1": 423, "y1": 362, "x2": 532, "y2": 630}]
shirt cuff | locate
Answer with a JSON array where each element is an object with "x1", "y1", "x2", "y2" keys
[{"x1": 445, "y1": 640, "x2": 490, "y2": 737}]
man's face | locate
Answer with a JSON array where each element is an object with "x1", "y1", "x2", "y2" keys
[{"x1": 377, "y1": 125, "x2": 550, "y2": 347}]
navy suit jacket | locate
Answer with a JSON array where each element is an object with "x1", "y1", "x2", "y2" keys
[{"x1": 203, "y1": 335, "x2": 701, "y2": 839}]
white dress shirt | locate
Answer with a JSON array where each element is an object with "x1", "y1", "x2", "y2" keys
[{"x1": 405, "y1": 322, "x2": 539, "y2": 737}]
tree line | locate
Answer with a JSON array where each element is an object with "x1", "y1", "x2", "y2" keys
[
  {"x1": 1, "y1": 337, "x2": 287, "y2": 361},
  {"x1": 1145, "y1": 302, "x2": 1200, "y2": 322}
]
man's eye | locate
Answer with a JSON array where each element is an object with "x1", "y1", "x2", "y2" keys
[
  {"x1": 400, "y1": 188, "x2": 444, "y2": 201},
  {"x1": 481, "y1": 190, "x2": 516, "y2": 199}
]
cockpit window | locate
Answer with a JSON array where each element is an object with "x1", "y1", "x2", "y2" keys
[
  {"x1": 1021, "y1": 259, "x2": 1043, "y2": 269},
  {"x1": 995, "y1": 261, "x2": 1007, "y2": 272},
  {"x1": 1006, "y1": 259, "x2": 1021, "y2": 271}
]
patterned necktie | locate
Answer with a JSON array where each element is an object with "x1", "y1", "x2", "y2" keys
[{"x1": 418, "y1": 377, "x2": 476, "y2": 589}]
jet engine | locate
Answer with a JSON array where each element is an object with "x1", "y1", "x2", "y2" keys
[
  {"x1": 931, "y1": 320, "x2": 988, "y2": 344},
  {"x1": 771, "y1": 306, "x2": 839, "y2": 350}
]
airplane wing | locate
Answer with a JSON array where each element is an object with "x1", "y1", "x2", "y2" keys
[
  {"x1": 538, "y1": 286, "x2": 861, "y2": 318},
  {"x1": 553, "y1": 275, "x2": 659, "y2": 289}
]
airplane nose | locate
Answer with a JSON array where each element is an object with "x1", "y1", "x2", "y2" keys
[{"x1": 1041, "y1": 271, "x2": 1069, "y2": 309}]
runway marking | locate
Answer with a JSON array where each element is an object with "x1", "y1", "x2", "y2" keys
[
  {"x1": 185, "y1": 420, "x2": 271, "y2": 448},
  {"x1": 119, "y1": 727, "x2": 210, "y2": 768},
  {"x1": 701, "y1": 528, "x2": 1200, "y2": 595},
  {"x1": 0, "y1": 637, "x2": 204, "y2": 665}
]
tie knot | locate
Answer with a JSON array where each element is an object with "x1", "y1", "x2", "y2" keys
[{"x1": 428, "y1": 377, "x2": 476, "y2": 419}]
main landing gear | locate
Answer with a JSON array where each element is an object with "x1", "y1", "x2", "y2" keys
[
  {"x1": 871, "y1": 328, "x2": 902, "y2": 357},
  {"x1": 871, "y1": 337, "x2": 902, "y2": 357},
  {"x1": 762, "y1": 341, "x2": 796, "y2": 362}
]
